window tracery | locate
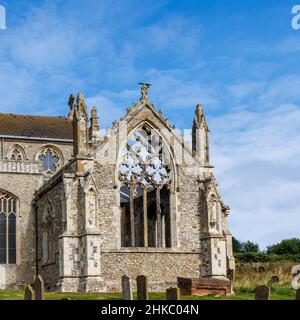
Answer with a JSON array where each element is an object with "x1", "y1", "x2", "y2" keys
[
  {"x1": 0, "y1": 191, "x2": 16, "y2": 264},
  {"x1": 38, "y1": 147, "x2": 62, "y2": 173},
  {"x1": 10, "y1": 147, "x2": 23, "y2": 161},
  {"x1": 118, "y1": 126, "x2": 172, "y2": 248}
]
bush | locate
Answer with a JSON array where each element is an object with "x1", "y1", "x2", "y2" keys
[
  {"x1": 234, "y1": 252, "x2": 300, "y2": 263},
  {"x1": 232, "y1": 237, "x2": 259, "y2": 254},
  {"x1": 267, "y1": 238, "x2": 300, "y2": 255}
]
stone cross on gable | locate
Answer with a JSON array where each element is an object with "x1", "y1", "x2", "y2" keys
[{"x1": 139, "y1": 82, "x2": 151, "y2": 102}]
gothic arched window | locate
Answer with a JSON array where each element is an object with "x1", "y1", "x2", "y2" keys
[
  {"x1": 118, "y1": 125, "x2": 172, "y2": 248},
  {"x1": 38, "y1": 147, "x2": 62, "y2": 174},
  {"x1": 0, "y1": 191, "x2": 16, "y2": 264}
]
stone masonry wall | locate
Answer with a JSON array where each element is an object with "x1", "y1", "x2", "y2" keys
[
  {"x1": 100, "y1": 251, "x2": 201, "y2": 291},
  {"x1": 36, "y1": 181, "x2": 64, "y2": 291}
]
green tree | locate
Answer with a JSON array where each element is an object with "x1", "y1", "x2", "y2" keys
[
  {"x1": 267, "y1": 238, "x2": 300, "y2": 255},
  {"x1": 232, "y1": 237, "x2": 243, "y2": 253},
  {"x1": 242, "y1": 240, "x2": 259, "y2": 253}
]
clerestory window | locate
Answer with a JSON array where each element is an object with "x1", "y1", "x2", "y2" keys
[
  {"x1": 10, "y1": 147, "x2": 23, "y2": 161},
  {"x1": 38, "y1": 147, "x2": 62, "y2": 174}
]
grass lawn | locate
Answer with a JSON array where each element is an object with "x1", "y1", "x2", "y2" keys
[{"x1": 0, "y1": 285, "x2": 296, "y2": 300}]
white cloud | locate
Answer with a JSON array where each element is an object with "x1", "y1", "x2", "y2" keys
[{"x1": 210, "y1": 103, "x2": 300, "y2": 249}]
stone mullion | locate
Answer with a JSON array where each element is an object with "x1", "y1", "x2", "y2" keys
[
  {"x1": 130, "y1": 186, "x2": 135, "y2": 247},
  {"x1": 6, "y1": 213, "x2": 9, "y2": 264},
  {"x1": 143, "y1": 188, "x2": 148, "y2": 247},
  {"x1": 161, "y1": 209, "x2": 165, "y2": 248},
  {"x1": 169, "y1": 190, "x2": 174, "y2": 248},
  {"x1": 156, "y1": 188, "x2": 162, "y2": 247}
]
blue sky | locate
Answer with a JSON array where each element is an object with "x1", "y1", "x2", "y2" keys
[{"x1": 0, "y1": 0, "x2": 300, "y2": 249}]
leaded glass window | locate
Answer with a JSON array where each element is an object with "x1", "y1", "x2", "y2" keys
[
  {"x1": 38, "y1": 147, "x2": 61, "y2": 173},
  {"x1": 0, "y1": 191, "x2": 17, "y2": 264},
  {"x1": 119, "y1": 126, "x2": 172, "y2": 248}
]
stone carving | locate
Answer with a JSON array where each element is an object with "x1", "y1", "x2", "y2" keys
[
  {"x1": 208, "y1": 194, "x2": 218, "y2": 229},
  {"x1": 35, "y1": 275, "x2": 45, "y2": 300},
  {"x1": 139, "y1": 82, "x2": 151, "y2": 102},
  {"x1": 0, "y1": 160, "x2": 39, "y2": 173},
  {"x1": 122, "y1": 274, "x2": 133, "y2": 300},
  {"x1": 137, "y1": 275, "x2": 148, "y2": 300},
  {"x1": 255, "y1": 285, "x2": 270, "y2": 300},
  {"x1": 87, "y1": 189, "x2": 96, "y2": 226}
]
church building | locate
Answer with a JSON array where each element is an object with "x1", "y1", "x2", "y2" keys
[{"x1": 0, "y1": 85, "x2": 235, "y2": 292}]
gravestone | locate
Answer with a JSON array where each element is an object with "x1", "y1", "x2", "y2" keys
[
  {"x1": 24, "y1": 284, "x2": 34, "y2": 300},
  {"x1": 122, "y1": 274, "x2": 133, "y2": 300},
  {"x1": 166, "y1": 287, "x2": 180, "y2": 300},
  {"x1": 255, "y1": 285, "x2": 270, "y2": 300},
  {"x1": 296, "y1": 288, "x2": 300, "y2": 300},
  {"x1": 35, "y1": 275, "x2": 45, "y2": 300},
  {"x1": 258, "y1": 266, "x2": 265, "y2": 273},
  {"x1": 137, "y1": 275, "x2": 148, "y2": 300},
  {"x1": 270, "y1": 275, "x2": 280, "y2": 283}
]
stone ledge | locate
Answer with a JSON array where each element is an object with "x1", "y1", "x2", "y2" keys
[{"x1": 101, "y1": 249, "x2": 201, "y2": 254}]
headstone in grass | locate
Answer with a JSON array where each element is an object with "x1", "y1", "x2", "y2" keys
[
  {"x1": 136, "y1": 275, "x2": 148, "y2": 300},
  {"x1": 35, "y1": 275, "x2": 45, "y2": 300},
  {"x1": 296, "y1": 288, "x2": 300, "y2": 300},
  {"x1": 166, "y1": 287, "x2": 180, "y2": 300},
  {"x1": 270, "y1": 275, "x2": 280, "y2": 283},
  {"x1": 122, "y1": 274, "x2": 133, "y2": 300},
  {"x1": 255, "y1": 285, "x2": 270, "y2": 300},
  {"x1": 24, "y1": 284, "x2": 34, "y2": 300},
  {"x1": 258, "y1": 266, "x2": 265, "y2": 273}
]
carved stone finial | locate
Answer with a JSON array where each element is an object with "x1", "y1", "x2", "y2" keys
[
  {"x1": 139, "y1": 82, "x2": 151, "y2": 102},
  {"x1": 112, "y1": 120, "x2": 118, "y2": 129},
  {"x1": 89, "y1": 106, "x2": 100, "y2": 142},
  {"x1": 195, "y1": 103, "x2": 204, "y2": 116},
  {"x1": 91, "y1": 106, "x2": 97, "y2": 118},
  {"x1": 193, "y1": 103, "x2": 207, "y2": 129},
  {"x1": 77, "y1": 92, "x2": 86, "y2": 107},
  {"x1": 68, "y1": 94, "x2": 75, "y2": 110}
]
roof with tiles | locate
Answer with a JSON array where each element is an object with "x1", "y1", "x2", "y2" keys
[{"x1": 0, "y1": 113, "x2": 73, "y2": 140}]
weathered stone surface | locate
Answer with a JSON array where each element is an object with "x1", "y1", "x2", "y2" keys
[
  {"x1": 137, "y1": 275, "x2": 148, "y2": 300},
  {"x1": 177, "y1": 277, "x2": 231, "y2": 296},
  {"x1": 24, "y1": 284, "x2": 34, "y2": 300},
  {"x1": 255, "y1": 285, "x2": 270, "y2": 300},
  {"x1": 122, "y1": 275, "x2": 133, "y2": 300},
  {"x1": 166, "y1": 287, "x2": 180, "y2": 300},
  {"x1": 35, "y1": 275, "x2": 45, "y2": 300}
]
